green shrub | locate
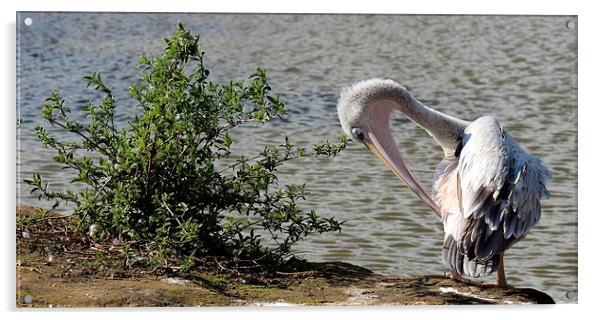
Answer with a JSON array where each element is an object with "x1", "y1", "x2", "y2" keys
[{"x1": 25, "y1": 23, "x2": 347, "y2": 271}]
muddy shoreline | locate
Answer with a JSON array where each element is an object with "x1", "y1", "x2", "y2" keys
[
  {"x1": 16, "y1": 262, "x2": 554, "y2": 307},
  {"x1": 16, "y1": 206, "x2": 554, "y2": 307}
]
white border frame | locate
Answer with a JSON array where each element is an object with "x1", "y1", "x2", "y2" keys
[{"x1": 4, "y1": 1, "x2": 599, "y2": 319}]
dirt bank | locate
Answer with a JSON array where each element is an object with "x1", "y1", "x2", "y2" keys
[{"x1": 16, "y1": 205, "x2": 554, "y2": 307}]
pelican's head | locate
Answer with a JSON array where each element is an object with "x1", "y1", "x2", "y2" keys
[{"x1": 336, "y1": 79, "x2": 441, "y2": 215}]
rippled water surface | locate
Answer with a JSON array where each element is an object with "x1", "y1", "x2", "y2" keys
[{"x1": 16, "y1": 13, "x2": 577, "y2": 303}]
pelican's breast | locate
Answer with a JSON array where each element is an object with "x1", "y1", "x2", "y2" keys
[{"x1": 432, "y1": 155, "x2": 463, "y2": 239}]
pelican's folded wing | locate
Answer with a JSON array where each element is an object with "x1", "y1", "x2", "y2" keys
[{"x1": 456, "y1": 116, "x2": 551, "y2": 264}]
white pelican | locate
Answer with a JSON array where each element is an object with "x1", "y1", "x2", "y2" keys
[{"x1": 337, "y1": 79, "x2": 551, "y2": 286}]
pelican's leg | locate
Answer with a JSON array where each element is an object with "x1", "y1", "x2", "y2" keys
[
  {"x1": 496, "y1": 253, "x2": 508, "y2": 287},
  {"x1": 480, "y1": 254, "x2": 511, "y2": 287}
]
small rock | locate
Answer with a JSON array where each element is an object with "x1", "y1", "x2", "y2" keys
[
  {"x1": 23, "y1": 295, "x2": 32, "y2": 304},
  {"x1": 162, "y1": 277, "x2": 190, "y2": 286},
  {"x1": 88, "y1": 224, "x2": 98, "y2": 237},
  {"x1": 254, "y1": 299, "x2": 298, "y2": 307}
]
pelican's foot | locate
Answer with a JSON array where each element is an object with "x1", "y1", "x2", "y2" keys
[
  {"x1": 445, "y1": 272, "x2": 513, "y2": 288},
  {"x1": 479, "y1": 281, "x2": 514, "y2": 288}
]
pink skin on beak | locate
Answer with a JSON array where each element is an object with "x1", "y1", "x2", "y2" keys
[{"x1": 363, "y1": 103, "x2": 442, "y2": 218}]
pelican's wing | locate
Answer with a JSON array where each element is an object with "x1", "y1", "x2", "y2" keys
[{"x1": 444, "y1": 116, "x2": 551, "y2": 277}]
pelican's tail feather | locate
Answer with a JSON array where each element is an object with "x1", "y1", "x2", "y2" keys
[{"x1": 442, "y1": 235, "x2": 498, "y2": 278}]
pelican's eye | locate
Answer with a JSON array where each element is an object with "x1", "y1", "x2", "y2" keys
[{"x1": 351, "y1": 127, "x2": 365, "y2": 141}]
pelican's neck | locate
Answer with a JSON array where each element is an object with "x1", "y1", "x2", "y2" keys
[{"x1": 378, "y1": 92, "x2": 469, "y2": 155}]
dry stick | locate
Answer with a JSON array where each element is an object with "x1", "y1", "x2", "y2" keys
[
  {"x1": 26, "y1": 214, "x2": 76, "y2": 222},
  {"x1": 214, "y1": 258, "x2": 237, "y2": 274}
]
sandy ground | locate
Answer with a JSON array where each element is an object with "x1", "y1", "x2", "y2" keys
[{"x1": 16, "y1": 205, "x2": 554, "y2": 307}]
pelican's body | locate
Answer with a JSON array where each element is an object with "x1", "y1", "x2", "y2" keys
[{"x1": 337, "y1": 79, "x2": 551, "y2": 286}]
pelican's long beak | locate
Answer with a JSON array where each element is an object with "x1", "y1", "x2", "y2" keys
[{"x1": 365, "y1": 124, "x2": 442, "y2": 218}]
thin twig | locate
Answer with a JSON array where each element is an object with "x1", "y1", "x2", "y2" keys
[
  {"x1": 220, "y1": 118, "x2": 265, "y2": 130},
  {"x1": 49, "y1": 119, "x2": 116, "y2": 160},
  {"x1": 218, "y1": 155, "x2": 262, "y2": 174},
  {"x1": 161, "y1": 199, "x2": 183, "y2": 228}
]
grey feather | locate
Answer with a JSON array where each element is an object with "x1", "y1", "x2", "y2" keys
[{"x1": 503, "y1": 212, "x2": 517, "y2": 239}]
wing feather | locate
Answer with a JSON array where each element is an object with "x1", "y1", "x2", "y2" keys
[{"x1": 439, "y1": 116, "x2": 551, "y2": 278}]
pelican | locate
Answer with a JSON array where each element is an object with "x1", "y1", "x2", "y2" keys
[{"x1": 336, "y1": 79, "x2": 551, "y2": 286}]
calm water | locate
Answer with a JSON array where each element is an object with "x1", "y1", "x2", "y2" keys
[{"x1": 16, "y1": 13, "x2": 577, "y2": 303}]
